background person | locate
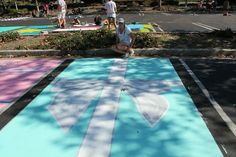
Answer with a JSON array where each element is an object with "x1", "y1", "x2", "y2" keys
[
  {"x1": 57, "y1": 0, "x2": 67, "y2": 28},
  {"x1": 223, "y1": 0, "x2": 230, "y2": 16},
  {"x1": 112, "y1": 18, "x2": 135, "y2": 58},
  {"x1": 105, "y1": 0, "x2": 117, "y2": 30},
  {"x1": 94, "y1": 15, "x2": 102, "y2": 26}
]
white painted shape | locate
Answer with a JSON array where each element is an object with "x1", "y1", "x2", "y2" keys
[
  {"x1": 77, "y1": 59, "x2": 128, "y2": 157},
  {"x1": 52, "y1": 26, "x2": 101, "y2": 32},
  {"x1": 48, "y1": 80, "x2": 105, "y2": 132}
]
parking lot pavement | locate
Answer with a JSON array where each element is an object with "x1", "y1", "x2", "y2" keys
[{"x1": 171, "y1": 58, "x2": 236, "y2": 157}]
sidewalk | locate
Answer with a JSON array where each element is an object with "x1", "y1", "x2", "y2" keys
[{"x1": 0, "y1": 48, "x2": 235, "y2": 58}]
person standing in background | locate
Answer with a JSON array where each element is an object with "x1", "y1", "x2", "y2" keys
[
  {"x1": 57, "y1": 0, "x2": 67, "y2": 28},
  {"x1": 105, "y1": 0, "x2": 117, "y2": 30},
  {"x1": 223, "y1": 0, "x2": 230, "y2": 16}
]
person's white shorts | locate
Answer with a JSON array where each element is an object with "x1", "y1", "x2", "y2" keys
[
  {"x1": 58, "y1": 10, "x2": 66, "y2": 19},
  {"x1": 107, "y1": 13, "x2": 116, "y2": 18}
]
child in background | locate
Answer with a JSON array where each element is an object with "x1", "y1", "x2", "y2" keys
[{"x1": 94, "y1": 15, "x2": 102, "y2": 26}]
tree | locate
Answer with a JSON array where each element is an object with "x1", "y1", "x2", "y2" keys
[{"x1": 0, "y1": 0, "x2": 7, "y2": 11}]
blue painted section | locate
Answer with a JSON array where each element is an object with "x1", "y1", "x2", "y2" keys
[
  {"x1": 0, "y1": 25, "x2": 57, "y2": 35},
  {"x1": 0, "y1": 58, "x2": 113, "y2": 157},
  {"x1": 57, "y1": 58, "x2": 114, "y2": 80},
  {"x1": 0, "y1": 26, "x2": 23, "y2": 33},
  {"x1": 26, "y1": 25, "x2": 56, "y2": 29},
  {"x1": 110, "y1": 58, "x2": 223, "y2": 157},
  {"x1": 0, "y1": 58, "x2": 223, "y2": 157},
  {"x1": 128, "y1": 24, "x2": 144, "y2": 29}
]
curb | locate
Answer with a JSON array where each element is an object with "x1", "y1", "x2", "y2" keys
[{"x1": 0, "y1": 48, "x2": 235, "y2": 58}]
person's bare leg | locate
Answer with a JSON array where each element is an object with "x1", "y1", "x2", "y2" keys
[
  {"x1": 112, "y1": 45, "x2": 126, "y2": 54},
  {"x1": 108, "y1": 18, "x2": 111, "y2": 30},
  {"x1": 128, "y1": 48, "x2": 134, "y2": 56},
  {"x1": 113, "y1": 18, "x2": 117, "y2": 29},
  {"x1": 57, "y1": 19, "x2": 61, "y2": 27},
  {"x1": 62, "y1": 18, "x2": 66, "y2": 28}
]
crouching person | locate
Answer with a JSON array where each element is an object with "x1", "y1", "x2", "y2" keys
[{"x1": 112, "y1": 18, "x2": 135, "y2": 58}]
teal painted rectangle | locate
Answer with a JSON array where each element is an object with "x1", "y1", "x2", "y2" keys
[
  {"x1": 128, "y1": 24, "x2": 144, "y2": 29},
  {"x1": 57, "y1": 58, "x2": 114, "y2": 80},
  {"x1": 0, "y1": 58, "x2": 113, "y2": 157},
  {"x1": 0, "y1": 58, "x2": 223, "y2": 157},
  {"x1": 110, "y1": 58, "x2": 223, "y2": 157},
  {"x1": 0, "y1": 26, "x2": 23, "y2": 32}
]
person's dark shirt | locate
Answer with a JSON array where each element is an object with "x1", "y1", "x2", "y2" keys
[{"x1": 94, "y1": 15, "x2": 102, "y2": 25}]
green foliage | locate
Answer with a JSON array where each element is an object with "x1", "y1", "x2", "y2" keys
[
  {"x1": 46, "y1": 30, "x2": 161, "y2": 50},
  {"x1": 134, "y1": 33, "x2": 159, "y2": 48},
  {"x1": 0, "y1": 32, "x2": 21, "y2": 43},
  {"x1": 46, "y1": 29, "x2": 116, "y2": 50}
]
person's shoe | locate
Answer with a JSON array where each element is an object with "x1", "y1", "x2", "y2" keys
[{"x1": 129, "y1": 49, "x2": 135, "y2": 56}]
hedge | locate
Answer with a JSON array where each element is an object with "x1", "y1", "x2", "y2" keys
[
  {"x1": 45, "y1": 29, "x2": 161, "y2": 50},
  {"x1": 0, "y1": 32, "x2": 21, "y2": 43}
]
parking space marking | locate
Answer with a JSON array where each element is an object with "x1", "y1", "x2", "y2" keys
[
  {"x1": 157, "y1": 26, "x2": 164, "y2": 32},
  {"x1": 180, "y1": 59, "x2": 236, "y2": 136},
  {"x1": 192, "y1": 22, "x2": 220, "y2": 31}
]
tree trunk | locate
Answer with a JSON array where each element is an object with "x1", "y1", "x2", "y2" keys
[
  {"x1": 159, "y1": 0, "x2": 162, "y2": 8},
  {"x1": 185, "y1": 0, "x2": 188, "y2": 7},
  {"x1": 15, "y1": 0, "x2": 18, "y2": 11}
]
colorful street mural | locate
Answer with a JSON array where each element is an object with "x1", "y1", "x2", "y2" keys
[
  {"x1": 0, "y1": 58, "x2": 223, "y2": 157},
  {"x1": 0, "y1": 23, "x2": 155, "y2": 36}
]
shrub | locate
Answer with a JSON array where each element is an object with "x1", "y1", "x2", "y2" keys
[
  {"x1": 46, "y1": 30, "x2": 160, "y2": 50},
  {"x1": 0, "y1": 32, "x2": 21, "y2": 43},
  {"x1": 46, "y1": 29, "x2": 116, "y2": 50},
  {"x1": 211, "y1": 28, "x2": 235, "y2": 38},
  {"x1": 134, "y1": 33, "x2": 159, "y2": 48}
]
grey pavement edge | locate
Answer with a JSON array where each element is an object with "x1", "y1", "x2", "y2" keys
[{"x1": 0, "y1": 48, "x2": 235, "y2": 58}]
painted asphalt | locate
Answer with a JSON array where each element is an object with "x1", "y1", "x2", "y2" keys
[
  {"x1": 0, "y1": 59, "x2": 62, "y2": 114},
  {"x1": 0, "y1": 13, "x2": 236, "y2": 32},
  {"x1": 171, "y1": 58, "x2": 236, "y2": 157},
  {"x1": 1, "y1": 58, "x2": 232, "y2": 157},
  {"x1": 0, "y1": 23, "x2": 155, "y2": 35},
  {"x1": 183, "y1": 59, "x2": 236, "y2": 124}
]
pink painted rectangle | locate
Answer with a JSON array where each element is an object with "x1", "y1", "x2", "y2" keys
[
  {"x1": 0, "y1": 59, "x2": 62, "y2": 104},
  {"x1": 0, "y1": 104, "x2": 6, "y2": 108}
]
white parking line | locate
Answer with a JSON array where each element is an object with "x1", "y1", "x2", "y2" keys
[
  {"x1": 180, "y1": 59, "x2": 236, "y2": 137},
  {"x1": 158, "y1": 26, "x2": 164, "y2": 32},
  {"x1": 0, "y1": 17, "x2": 30, "y2": 21},
  {"x1": 192, "y1": 22, "x2": 220, "y2": 31}
]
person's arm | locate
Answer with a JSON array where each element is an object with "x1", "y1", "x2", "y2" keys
[
  {"x1": 129, "y1": 33, "x2": 135, "y2": 48},
  {"x1": 114, "y1": 3, "x2": 117, "y2": 13}
]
